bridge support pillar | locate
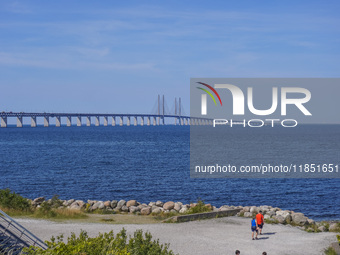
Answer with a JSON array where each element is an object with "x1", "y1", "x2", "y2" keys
[
  {"x1": 44, "y1": 116, "x2": 49, "y2": 127},
  {"x1": 119, "y1": 116, "x2": 123, "y2": 126},
  {"x1": 56, "y1": 116, "x2": 61, "y2": 127},
  {"x1": 147, "y1": 117, "x2": 150, "y2": 126},
  {"x1": 77, "y1": 116, "x2": 82, "y2": 127},
  {"x1": 67, "y1": 116, "x2": 72, "y2": 127},
  {"x1": 153, "y1": 117, "x2": 156, "y2": 126},
  {"x1": 127, "y1": 117, "x2": 130, "y2": 126},
  {"x1": 133, "y1": 116, "x2": 137, "y2": 126},
  {"x1": 17, "y1": 116, "x2": 23, "y2": 128},
  {"x1": 95, "y1": 116, "x2": 100, "y2": 126},
  {"x1": 140, "y1": 117, "x2": 144, "y2": 126},
  {"x1": 86, "y1": 116, "x2": 91, "y2": 126},
  {"x1": 31, "y1": 117, "x2": 37, "y2": 127},
  {"x1": 1, "y1": 116, "x2": 7, "y2": 128},
  {"x1": 104, "y1": 116, "x2": 108, "y2": 126},
  {"x1": 180, "y1": 118, "x2": 184, "y2": 126},
  {"x1": 112, "y1": 116, "x2": 116, "y2": 126},
  {"x1": 184, "y1": 118, "x2": 188, "y2": 125}
]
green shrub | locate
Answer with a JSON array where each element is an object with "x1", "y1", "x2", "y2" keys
[
  {"x1": 23, "y1": 229, "x2": 177, "y2": 255},
  {"x1": 0, "y1": 188, "x2": 31, "y2": 211},
  {"x1": 337, "y1": 234, "x2": 340, "y2": 244},
  {"x1": 186, "y1": 199, "x2": 211, "y2": 214},
  {"x1": 324, "y1": 246, "x2": 337, "y2": 255}
]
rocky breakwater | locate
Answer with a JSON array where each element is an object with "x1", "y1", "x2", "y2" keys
[
  {"x1": 30, "y1": 197, "x2": 340, "y2": 233},
  {"x1": 238, "y1": 205, "x2": 340, "y2": 233}
]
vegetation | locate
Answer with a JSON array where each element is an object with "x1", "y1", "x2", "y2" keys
[
  {"x1": 23, "y1": 229, "x2": 177, "y2": 255},
  {"x1": 0, "y1": 190, "x2": 86, "y2": 220},
  {"x1": 0, "y1": 188, "x2": 31, "y2": 212},
  {"x1": 337, "y1": 234, "x2": 340, "y2": 244},
  {"x1": 186, "y1": 199, "x2": 212, "y2": 214},
  {"x1": 324, "y1": 247, "x2": 337, "y2": 255}
]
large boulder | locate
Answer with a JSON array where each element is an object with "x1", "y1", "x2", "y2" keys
[
  {"x1": 155, "y1": 201, "x2": 164, "y2": 207},
  {"x1": 163, "y1": 201, "x2": 175, "y2": 210},
  {"x1": 152, "y1": 207, "x2": 162, "y2": 214},
  {"x1": 250, "y1": 206, "x2": 258, "y2": 214},
  {"x1": 244, "y1": 212, "x2": 253, "y2": 218},
  {"x1": 243, "y1": 206, "x2": 250, "y2": 212},
  {"x1": 179, "y1": 206, "x2": 188, "y2": 214},
  {"x1": 174, "y1": 202, "x2": 181, "y2": 212},
  {"x1": 329, "y1": 223, "x2": 339, "y2": 232},
  {"x1": 129, "y1": 206, "x2": 139, "y2": 213},
  {"x1": 110, "y1": 200, "x2": 118, "y2": 209},
  {"x1": 33, "y1": 197, "x2": 45, "y2": 206},
  {"x1": 116, "y1": 200, "x2": 126, "y2": 210},
  {"x1": 141, "y1": 207, "x2": 152, "y2": 215},
  {"x1": 92, "y1": 201, "x2": 105, "y2": 210},
  {"x1": 276, "y1": 211, "x2": 292, "y2": 223},
  {"x1": 126, "y1": 200, "x2": 137, "y2": 207},
  {"x1": 121, "y1": 205, "x2": 129, "y2": 212},
  {"x1": 104, "y1": 201, "x2": 111, "y2": 208},
  {"x1": 292, "y1": 213, "x2": 308, "y2": 225}
]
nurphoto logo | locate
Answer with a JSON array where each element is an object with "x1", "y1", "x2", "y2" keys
[{"x1": 197, "y1": 82, "x2": 312, "y2": 128}]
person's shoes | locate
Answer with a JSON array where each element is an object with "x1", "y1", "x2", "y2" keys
[
  {"x1": 255, "y1": 237, "x2": 259, "y2": 240},
  {"x1": 260, "y1": 233, "x2": 263, "y2": 235},
  {"x1": 252, "y1": 238, "x2": 254, "y2": 240}
]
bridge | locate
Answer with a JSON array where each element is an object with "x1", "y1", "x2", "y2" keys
[{"x1": 0, "y1": 95, "x2": 213, "y2": 128}]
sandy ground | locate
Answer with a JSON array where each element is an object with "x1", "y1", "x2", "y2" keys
[{"x1": 16, "y1": 216, "x2": 337, "y2": 255}]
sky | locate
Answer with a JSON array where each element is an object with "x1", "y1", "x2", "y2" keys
[{"x1": 0, "y1": 0, "x2": 339, "y2": 115}]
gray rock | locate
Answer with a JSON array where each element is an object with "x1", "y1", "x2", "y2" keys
[
  {"x1": 129, "y1": 206, "x2": 139, "y2": 213},
  {"x1": 243, "y1": 206, "x2": 250, "y2": 212},
  {"x1": 250, "y1": 206, "x2": 258, "y2": 214},
  {"x1": 174, "y1": 202, "x2": 181, "y2": 212},
  {"x1": 264, "y1": 214, "x2": 271, "y2": 220},
  {"x1": 33, "y1": 197, "x2": 45, "y2": 205},
  {"x1": 121, "y1": 205, "x2": 129, "y2": 212},
  {"x1": 155, "y1": 201, "x2": 164, "y2": 207},
  {"x1": 92, "y1": 201, "x2": 105, "y2": 210},
  {"x1": 179, "y1": 207, "x2": 188, "y2": 214},
  {"x1": 318, "y1": 226, "x2": 327, "y2": 232},
  {"x1": 266, "y1": 211, "x2": 276, "y2": 217},
  {"x1": 163, "y1": 201, "x2": 175, "y2": 210},
  {"x1": 141, "y1": 207, "x2": 152, "y2": 215},
  {"x1": 292, "y1": 213, "x2": 308, "y2": 225},
  {"x1": 87, "y1": 200, "x2": 96, "y2": 206},
  {"x1": 276, "y1": 215, "x2": 286, "y2": 224},
  {"x1": 117, "y1": 200, "x2": 126, "y2": 210},
  {"x1": 307, "y1": 219, "x2": 315, "y2": 225},
  {"x1": 67, "y1": 199, "x2": 75, "y2": 206},
  {"x1": 110, "y1": 200, "x2": 118, "y2": 209},
  {"x1": 152, "y1": 207, "x2": 162, "y2": 214},
  {"x1": 276, "y1": 211, "x2": 292, "y2": 223},
  {"x1": 170, "y1": 209, "x2": 177, "y2": 214},
  {"x1": 149, "y1": 202, "x2": 156, "y2": 207},
  {"x1": 329, "y1": 223, "x2": 339, "y2": 232},
  {"x1": 244, "y1": 212, "x2": 253, "y2": 217},
  {"x1": 70, "y1": 204, "x2": 81, "y2": 210}
]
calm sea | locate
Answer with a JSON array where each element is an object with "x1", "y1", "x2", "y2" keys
[{"x1": 0, "y1": 125, "x2": 339, "y2": 220}]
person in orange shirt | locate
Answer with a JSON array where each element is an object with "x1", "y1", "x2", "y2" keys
[{"x1": 256, "y1": 210, "x2": 264, "y2": 235}]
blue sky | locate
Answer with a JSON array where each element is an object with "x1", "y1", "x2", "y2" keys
[{"x1": 0, "y1": 0, "x2": 339, "y2": 114}]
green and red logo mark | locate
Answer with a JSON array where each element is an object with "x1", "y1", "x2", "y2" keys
[{"x1": 196, "y1": 82, "x2": 222, "y2": 106}]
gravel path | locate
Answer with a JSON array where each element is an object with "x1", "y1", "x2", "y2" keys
[{"x1": 16, "y1": 217, "x2": 337, "y2": 255}]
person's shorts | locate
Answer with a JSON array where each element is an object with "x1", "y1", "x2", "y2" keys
[
  {"x1": 251, "y1": 226, "x2": 257, "y2": 232},
  {"x1": 258, "y1": 223, "x2": 263, "y2": 229}
]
